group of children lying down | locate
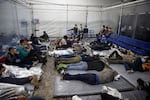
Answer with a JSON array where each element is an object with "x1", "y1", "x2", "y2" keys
[
  {"x1": 51, "y1": 41, "x2": 120, "y2": 85},
  {"x1": 51, "y1": 38, "x2": 150, "y2": 86}
]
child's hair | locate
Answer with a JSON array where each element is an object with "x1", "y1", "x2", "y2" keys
[{"x1": 8, "y1": 47, "x2": 13, "y2": 51}]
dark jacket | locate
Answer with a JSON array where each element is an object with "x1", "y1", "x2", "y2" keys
[{"x1": 5, "y1": 53, "x2": 18, "y2": 65}]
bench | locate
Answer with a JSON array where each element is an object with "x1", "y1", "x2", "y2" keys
[{"x1": 106, "y1": 34, "x2": 150, "y2": 55}]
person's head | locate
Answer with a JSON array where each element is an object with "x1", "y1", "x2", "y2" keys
[
  {"x1": 0, "y1": 64, "x2": 5, "y2": 75},
  {"x1": 63, "y1": 35, "x2": 68, "y2": 40},
  {"x1": 20, "y1": 39, "x2": 26, "y2": 46},
  {"x1": 103, "y1": 25, "x2": 105, "y2": 28},
  {"x1": 75, "y1": 24, "x2": 77, "y2": 27},
  {"x1": 106, "y1": 26, "x2": 109, "y2": 29},
  {"x1": 43, "y1": 31, "x2": 46, "y2": 34},
  {"x1": 8, "y1": 47, "x2": 16, "y2": 54}
]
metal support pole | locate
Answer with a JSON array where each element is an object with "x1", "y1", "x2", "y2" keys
[
  {"x1": 132, "y1": 13, "x2": 138, "y2": 38},
  {"x1": 85, "y1": 6, "x2": 88, "y2": 26},
  {"x1": 30, "y1": 3, "x2": 36, "y2": 36},
  {"x1": 66, "y1": 4, "x2": 68, "y2": 34},
  {"x1": 14, "y1": 1, "x2": 21, "y2": 38},
  {"x1": 117, "y1": 3, "x2": 123, "y2": 35}
]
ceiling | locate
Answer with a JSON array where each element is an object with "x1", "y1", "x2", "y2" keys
[{"x1": 24, "y1": 0, "x2": 138, "y2": 7}]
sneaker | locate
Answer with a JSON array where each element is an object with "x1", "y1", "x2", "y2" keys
[
  {"x1": 127, "y1": 70, "x2": 134, "y2": 73},
  {"x1": 114, "y1": 74, "x2": 121, "y2": 81},
  {"x1": 32, "y1": 61, "x2": 39, "y2": 66},
  {"x1": 72, "y1": 95, "x2": 82, "y2": 100},
  {"x1": 60, "y1": 69, "x2": 65, "y2": 75}
]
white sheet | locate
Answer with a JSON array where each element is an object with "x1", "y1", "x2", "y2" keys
[
  {"x1": 49, "y1": 48, "x2": 74, "y2": 56},
  {"x1": 2, "y1": 63, "x2": 43, "y2": 79},
  {"x1": 0, "y1": 83, "x2": 26, "y2": 99},
  {"x1": 92, "y1": 48, "x2": 121, "y2": 58}
]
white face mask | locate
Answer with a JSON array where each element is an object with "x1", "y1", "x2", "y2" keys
[{"x1": 141, "y1": 58, "x2": 146, "y2": 63}]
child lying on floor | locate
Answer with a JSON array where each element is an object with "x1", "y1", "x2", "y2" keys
[
  {"x1": 124, "y1": 56, "x2": 150, "y2": 73},
  {"x1": 61, "y1": 67, "x2": 119, "y2": 85},
  {"x1": 0, "y1": 64, "x2": 39, "y2": 88},
  {"x1": 108, "y1": 49, "x2": 138, "y2": 63}
]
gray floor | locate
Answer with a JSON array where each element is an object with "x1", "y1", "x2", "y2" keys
[
  {"x1": 33, "y1": 39, "x2": 150, "y2": 100},
  {"x1": 33, "y1": 57, "x2": 150, "y2": 100},
  {"x1": 110, "y1": 64, "x2": 150, "y2": 86},
  {"x1": 33, "y1": 56, "x2": 68, "y2": 100}
]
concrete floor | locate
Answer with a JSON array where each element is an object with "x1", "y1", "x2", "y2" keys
[{"x1": 33, "y1": 56, "x2": 68, "y2": 100}]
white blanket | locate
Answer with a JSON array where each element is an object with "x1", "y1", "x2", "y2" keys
[
  {"x1": 2, "y1": 63, "x2": 43, "y2": 79},
  {"x1": 0, "y1": 83, "x2": 26, "y2": 99},
  {"x1": 92, "y1": 48, "x2": 122, "y2": 58},
  {"x1": 49, "y1": 48, "x2": 74, "y2": 56}
]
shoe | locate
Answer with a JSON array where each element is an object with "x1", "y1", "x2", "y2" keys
[
  {"x1": 60, "y1": 69, "x2": 66, "y2": 75},
  {"x1": 32, "y1": 61, "x2": 39, "y2": 66},
  {"x1": 127, "y1": 70, "x2": 134, "y2": 73},
  {"x1": 114, "y1": 74, "x2": 121, "y2": 81},
  {"x1": 72, "y1": 95, "x2": 82, "y2": 100},
  {"x1": 31, "y1": 75, "x2": 39, "y2": 89}
]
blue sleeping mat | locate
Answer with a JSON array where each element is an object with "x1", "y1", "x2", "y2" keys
[
  {"x1": 106, "y1": 34, "x2": 150, "y2": 55},
  {"x1": 53, "y1": 71, "x2": 134, "y2": 97},
  {"x1": 117, "y1": 35, "x2": 150, "y2": 51}
]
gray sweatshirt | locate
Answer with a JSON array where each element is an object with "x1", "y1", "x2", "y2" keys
[{"x1": 98, "y1": 67, "x2": 118, "y2": 84}]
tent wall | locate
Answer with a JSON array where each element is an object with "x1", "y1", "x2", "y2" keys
[
  {"x1": 33, "y1": 0, "x2": 150, "y2": 37},
  {"x1": 0, "y1": 0, "x2": 32, "y2": 46},
  {"x1": 33, "y1": 5, "x2": 102, "y2": 37},
  {"x1": 0, "y1": 0, "x2": 149, "y2": 39},
  {"x1": 101, "y1": 7, "x2": 121, "y2": 33}
]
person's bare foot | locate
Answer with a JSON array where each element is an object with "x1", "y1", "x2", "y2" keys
[{"x1": 30, "y1": 75, "x2": 39, "y2": 89}]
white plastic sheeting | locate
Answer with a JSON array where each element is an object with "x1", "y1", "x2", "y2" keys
[
  {"x1": 0, "y1": 83, "x2": 26, "y2": 99},
  {"x1": 0, "y1": 0, "x2": 32, "y2": 38},
  {"x1": 33, "y1": 4, "x2": 102, "y2": 37},
  {"x1": 2, "y1": 63, "x2": 43, "y2": 79}
]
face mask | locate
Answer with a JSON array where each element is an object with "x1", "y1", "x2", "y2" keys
[{"x1": 141, "y1": 58, "x2": 146, "y2": 63}]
